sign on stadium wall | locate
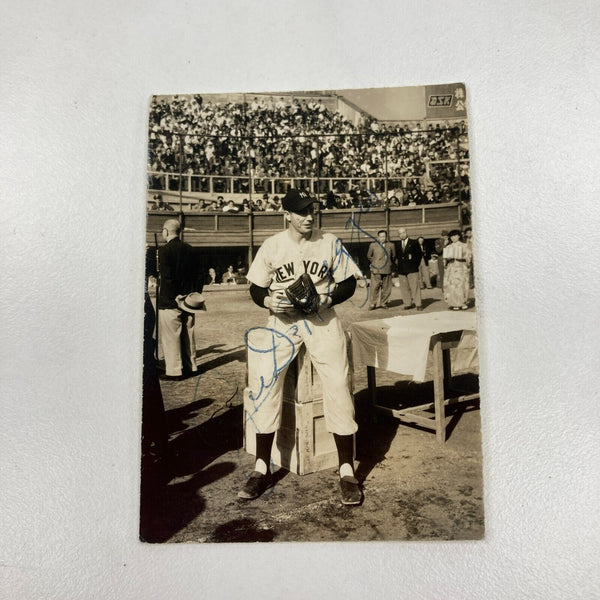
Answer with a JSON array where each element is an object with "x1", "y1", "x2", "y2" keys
[{"x1": 425, "y1": 82, "x2": 467, "y2": 119}]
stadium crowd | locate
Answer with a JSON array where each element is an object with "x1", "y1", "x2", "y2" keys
[{"x1": 148, "y1": 95, "x2": 471, "y2": 215}]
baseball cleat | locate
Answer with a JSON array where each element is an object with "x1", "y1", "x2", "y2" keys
[
  {"x1": 339, "y1": 476, "x2": 362, "y2": 505},
  {"x1": 238, "y1": 471, "x2": 271, "y2": 500}
]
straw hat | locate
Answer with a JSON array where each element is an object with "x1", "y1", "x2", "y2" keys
[{"x1": 176, "y1": 292, "x2": 207, "y2": 313}]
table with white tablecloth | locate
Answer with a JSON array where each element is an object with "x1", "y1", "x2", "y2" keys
[{"x1": 349, "y1": 312, "x2": 479, "y2": 443}]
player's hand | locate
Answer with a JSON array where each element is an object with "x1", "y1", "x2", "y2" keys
[
  {"x1": 266, "y1": 289, "x2": 296, "y2": 314},
  {"x1": 319, "y1": 294, "x2": 332, "y2": 309}
]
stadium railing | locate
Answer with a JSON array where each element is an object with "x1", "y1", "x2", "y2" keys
[
  {"x1": 148, "y1": 172, "x2": 435, "y2": 197},
  {"x1": 146, "y1": 170, "x2": 466, "y2": 208},
  {"x1": 146, "y1": 203, "x2": 463, "y2": 251}
]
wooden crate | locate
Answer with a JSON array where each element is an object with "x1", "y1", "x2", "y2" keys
[
  {"x1": 244, "y1": 391, "x2": 340, "y2": 475},
  {"x1": 243, "y1": 337, "x2": 354, "y2": 475},
  {"x1": 282, "y1": 343, "x2": 322, "y2": 404}
]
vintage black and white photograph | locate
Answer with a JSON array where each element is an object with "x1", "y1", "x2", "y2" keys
[
  {"x1": 5, "y1": 0, "x2": 598, "y2": 594},
  {"x1": 140, "y1": 84, "x2": 482, "y2": 543}
]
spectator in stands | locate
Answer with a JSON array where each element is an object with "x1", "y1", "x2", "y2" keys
[
  {"x1": 236, "y1": 258, "x2": 248, "y2": 281},
  {"x1": 147, "y1": 94, "x2": 470, "y2": 211},
  {"x1": 324, "y1": 189, "x2": 338, "y2": 210},
  {"x1": 264, "y1": 195, "x2": 281, "y2": 211},
  {"x1": 357, "y1": 182, "x2": 378, "y2": 207},
  {"x1": 460, "y1": 197, "x2": 472, "y2": 225},
  {"x1": 222, "y1": 199, "x2": 240, "y2": 213},
  {"x1": 424, "y1": 190, "x2": 436, "y2": 204},
  {"x1": 149, "y1": 194, "x2": 161, "y2": 210},
  {"x1": 395, "y1": 188, "x2": 406, "y2": 206},
  {"x1": 438, "y1": 184, "x2": 453, "y2": 203},
  {"x1": 337, "y1": 194, "x2": 352, "y2": 209},
  {"x1": 207, "y1": 267, "x2": 219, "y2": 285},
  {"x1": 222, "y1": 265, "x2": 238, "y2": 284},
  {"x1": 149, "y1": 194, "x2": 174, "y2": 212}
]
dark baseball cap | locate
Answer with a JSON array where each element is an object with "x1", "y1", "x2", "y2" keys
[{"x1": 282, "y1": 189, "x2": 314, "y2": 212}]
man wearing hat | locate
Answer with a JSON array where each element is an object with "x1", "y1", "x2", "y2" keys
[
  {"x1": 242, "y1": 189, "x2": 364, "y2": 505},
  {"x1": 157, "y1": 218, "x2": 201, "y2": 380}
]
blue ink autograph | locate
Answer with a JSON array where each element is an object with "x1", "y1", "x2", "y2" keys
[{"x1": 244, "y1": 325, "x2": 296, "y2": 430}]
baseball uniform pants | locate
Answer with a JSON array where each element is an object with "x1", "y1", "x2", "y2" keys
[
  {"x1": 158, "y1": 308, "x2": 198, "y2": 376},
  {"x1": 245, "y1": 308, "x2": 357, "y2": 436}
]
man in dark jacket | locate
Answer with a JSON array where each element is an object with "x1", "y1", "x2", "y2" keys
[
  {"x1": 157, "y1": 218, "x2": 198, "y2": 378},
  {"x1": 395, "y1": 227, "x2": 423, "y2": 311}
]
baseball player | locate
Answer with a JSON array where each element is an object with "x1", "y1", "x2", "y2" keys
[{"x1": 241, "y1": 188, "x2": 363, "y2": 505}]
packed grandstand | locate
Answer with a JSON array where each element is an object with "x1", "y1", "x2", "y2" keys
[{"x1": 147, "y1": 93, "x2": 471, "y2": 218}]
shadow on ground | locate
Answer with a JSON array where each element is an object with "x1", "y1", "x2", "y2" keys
[
  {"x1": 385, "y1": 297, "x2": 438, "y2": 310},
  {"x1": 197, "y1": 347, "x2": 246, "y2": 373},
  {"x1": 157, "y1": 343, "x2": 244, "y2": 374},
  {"x1": 140, "y1": 461, "x2": 237, "y2": 543},
  {"x1": 355, "y1": 372, "x2": 479, "y2": 443},
  {"x1": 354, "y1": 392, "x2": 400, "y2": 483},
  {"x1": 208, "y1": 518, "x2": 276, "y2": 543},
  {"x1": 140, "y1": 402, "x2": 244, "y2": 542},
  {"x1": 168, "y1": 402, "x2": 242, "y2": 478}
]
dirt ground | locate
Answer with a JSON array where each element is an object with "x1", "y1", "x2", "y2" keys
[{"x1": 140, "y1": 284, "x2": 484, "y2": 543}]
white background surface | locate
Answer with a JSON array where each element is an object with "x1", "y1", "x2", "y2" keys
[{"x1": 2, "y1": 1, "x2": 599, "y2": 598}]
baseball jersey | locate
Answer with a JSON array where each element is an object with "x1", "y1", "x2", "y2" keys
[{"x1": 247, "y1": 229, "x2": 362, "y2": 296}]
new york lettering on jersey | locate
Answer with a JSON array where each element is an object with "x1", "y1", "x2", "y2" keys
[{"x1": 273, "y1": 260, "x2": 330, "y2": 283}]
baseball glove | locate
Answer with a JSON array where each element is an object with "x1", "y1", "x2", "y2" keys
[{"x1": 285, "y1": 273, "x2": 321, "y2": 315}]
